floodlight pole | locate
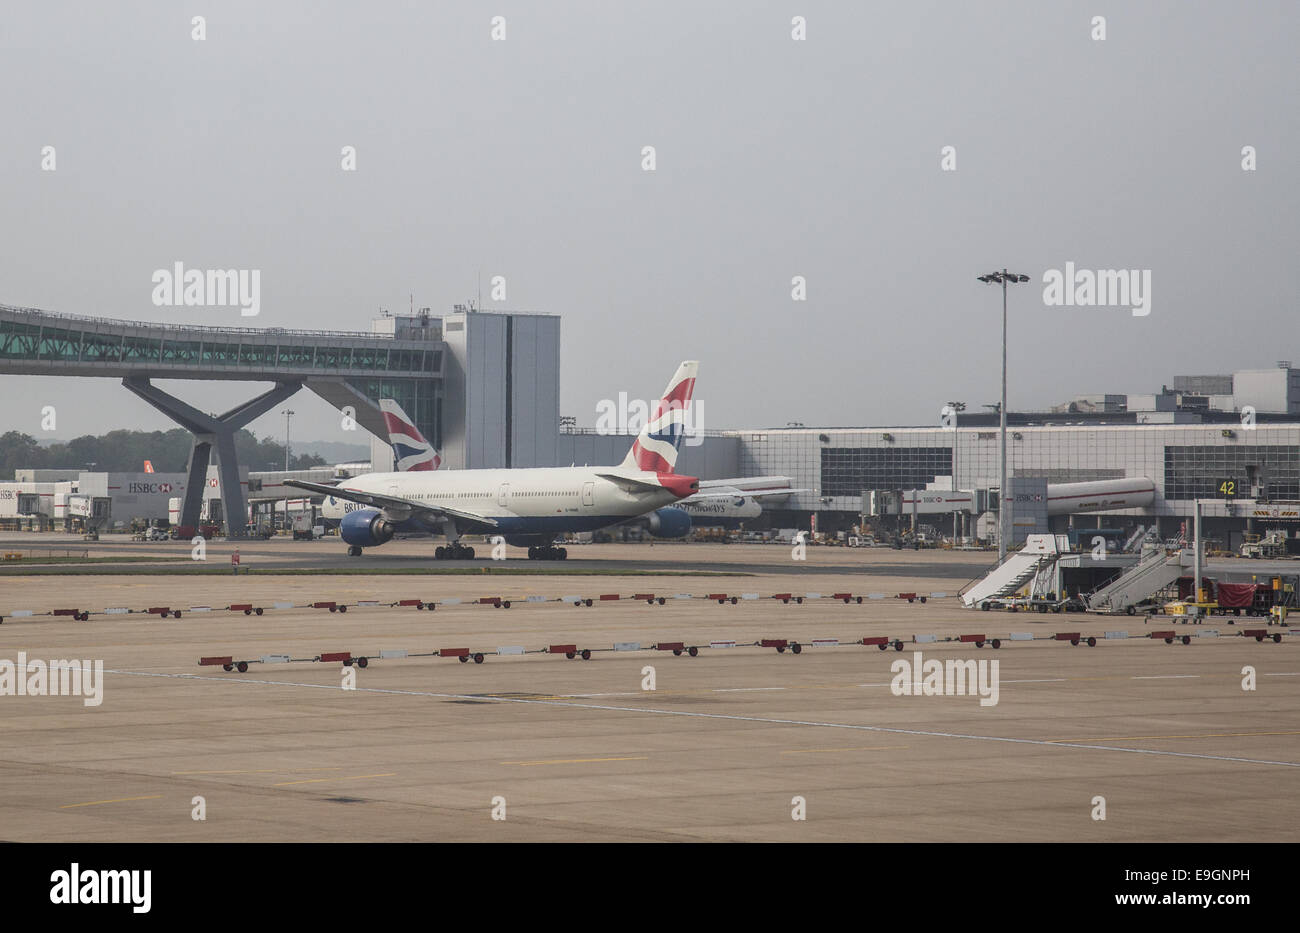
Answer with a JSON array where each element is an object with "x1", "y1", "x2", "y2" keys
[{"x1": 1000, "y1": 270, "x2": 1008, "y2": 563}]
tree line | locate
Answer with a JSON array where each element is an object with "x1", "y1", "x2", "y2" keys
[{"x1": 0, "y1": 428, "x2": 327, "y2": 480}]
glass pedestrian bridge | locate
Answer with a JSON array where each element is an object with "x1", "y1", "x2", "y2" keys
[
  {"x1": 0, "y1": 304, "x2": 445, "y2": 536},
  {"x1": 0, "y1": 304, "x2": 441, "y2": 379}
]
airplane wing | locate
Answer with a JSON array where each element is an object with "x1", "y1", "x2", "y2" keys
[
  {"x1": 688, "y1": 486, "x2": 809, "y2": 500},
  {"x1": 283, "y1": 479, "x2": 497, "y2": 527}
]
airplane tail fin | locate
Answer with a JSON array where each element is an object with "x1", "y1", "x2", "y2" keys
[
  {"x1": 143, "y1": 460, "x2": 154, "y2": 474},
  {"x1": 619, "y1": 361, "x2": 699, "y2": 473},
  {"x1": 379, "y1": 399, "x2": 441, "y2": 472}
]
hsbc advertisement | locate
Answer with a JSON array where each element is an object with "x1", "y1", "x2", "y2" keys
[{"x1": 76, "y1": 472, "x2": 189, "y2": 520}]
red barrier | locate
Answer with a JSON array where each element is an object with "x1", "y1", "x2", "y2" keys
[
  {"x1": 198, "y1": 656, "x2": 233, "y2": 666},
  {"x1": 599, "y1": 594, "x2": 620, "y2": 601},
  {"x1": 319, "y1": 652, "x2": 351, "y2": 663}
]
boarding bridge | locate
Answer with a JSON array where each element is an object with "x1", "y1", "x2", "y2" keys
[
  {"x1": 961, "y1": 534, "x2": 1067, "y2": 608},
  {"x1": 1084, "y1": 547, "x2": 1194, "y2": 614}
]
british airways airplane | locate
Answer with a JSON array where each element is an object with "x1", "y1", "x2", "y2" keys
[{"x1": 286, "y1": 362, "x2": 701, "y2": 560}]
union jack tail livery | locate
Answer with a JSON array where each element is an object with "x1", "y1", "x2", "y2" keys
[
  {"x1": 619, "y1": 361, "x2": 699, "y2": 473},
  {"x1": 380, "y1": 399, "x2": 441, "y2": 472}
]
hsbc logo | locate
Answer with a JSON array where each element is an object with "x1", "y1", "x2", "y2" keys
[{"x1": 126, "y1": 482, "x2": 174, "y2": 494}]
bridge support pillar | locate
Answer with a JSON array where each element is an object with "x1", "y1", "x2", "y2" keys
[{"x1": 122, "y1": 377, "x2": 301, "y2": 537}]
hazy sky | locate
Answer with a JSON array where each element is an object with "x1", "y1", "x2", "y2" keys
[{"x1": 2, "y1": 1, "x2": 1297, "y2": 447}]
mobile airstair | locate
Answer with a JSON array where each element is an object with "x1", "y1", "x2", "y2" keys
[
  {"x1": 1084, "y1": 547, "x2": 1193, "y2": 614},
  {"x1": 961, "y1": 534, "x2": 1066, "y2": 608}
]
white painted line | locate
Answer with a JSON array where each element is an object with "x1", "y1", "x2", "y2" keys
[
  {"x1": 713, "y1": 686, "x2": 785, "y2": 692},
  {"x1": 1132, "y1": 675, "x2": 1201, "y2": 680}
]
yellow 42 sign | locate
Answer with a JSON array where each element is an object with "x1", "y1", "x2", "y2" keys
[{"x1": 1218, "y1": 479, "x2": 1239, "y2": 498}]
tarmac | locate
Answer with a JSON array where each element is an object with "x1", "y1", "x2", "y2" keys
[{"x1": 0, "y1": 537, "x2": 1296, "y2": 842}]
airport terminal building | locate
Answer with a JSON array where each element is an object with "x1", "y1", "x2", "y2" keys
[{"x1": 4, "y1": 302, "x2": 1298, "y2": 548}]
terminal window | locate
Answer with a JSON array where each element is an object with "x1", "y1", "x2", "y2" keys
[
  {"x1": 1164, "y1": 445, "x2": 1300, "y2": 501},
  {"x1": 820, "y1": 446, "x2": 950, "y2": 497}
]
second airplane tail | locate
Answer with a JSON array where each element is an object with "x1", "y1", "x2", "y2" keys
[
  {"x1": 380, "y1": 399, "x2": 441, "y2": 472},
  {"x1": 619, "y1": 361, "x2": 699, "y2": 474}
]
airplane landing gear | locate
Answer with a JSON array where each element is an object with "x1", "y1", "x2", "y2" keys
[
  {"x1": 435, "y1": 542, "x2": 476, "y2": 560},
  {"x1": 527, "y1": 545, "x2": 568, "y2": 560},
  {"x1": 347, "y1": 546, "x2": 362, "y2": 557}
]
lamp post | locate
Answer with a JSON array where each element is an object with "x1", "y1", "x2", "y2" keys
[
  {"x1": 280, "y1": 409, "x2": 295, "y2": 471},
  {"x1": 978, "y1": 270, "x2": 1030, "y2": 563}
]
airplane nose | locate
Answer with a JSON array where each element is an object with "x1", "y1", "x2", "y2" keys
[{"x1": 657, "y1": 473, "x2": 699, "y2": 499}]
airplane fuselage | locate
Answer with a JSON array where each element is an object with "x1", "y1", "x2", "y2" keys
[{"x1": 324, "y1": 467, "x2": 692, "y2": 541}]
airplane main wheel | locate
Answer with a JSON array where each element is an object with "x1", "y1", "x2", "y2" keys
[
  {"x1": 528, "y1": 547, "x2": 537, "y2": 559},
  {"x1": 347, "y1": 546, "x2": 362, "y2": 557},
  {"x1": 558, "y1": 548, "x2": 568, "y2": 560},
  {"x1": 465, "y1": 546, "x2": 475, "y2": 559},
  {"x1": 435, "y1": 546, "x2": 446, "y2": 560}
]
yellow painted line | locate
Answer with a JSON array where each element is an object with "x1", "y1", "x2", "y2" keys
[
  {"x1": 273, "y1": 772, "x2": 397, "y2": 787},
  {"x1": 60, "y1": 794, "x2": 163, "y2": 809},
  {"x1": 1047, "y1": 730, "x2": 1300, "y2": 744},
  {"x1": 780, "y1": 745, "x2": 910, "y2": 755},
  {"x1": 172, "y1": 767, "x2": 345, "y2": 775},
  {"x1": 502, "y1": 756, "x2": 649, "y2": 766}
]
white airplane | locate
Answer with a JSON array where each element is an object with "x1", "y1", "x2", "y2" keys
[
  {"x1": 661, "y1": 477, "x2": 807, "y2": 529},
  {"x1": 287, "y1": 362, "x2": 701, "y2": 560}
]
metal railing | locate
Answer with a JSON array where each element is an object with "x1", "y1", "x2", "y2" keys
[{"x1": 0, "y1": 303, "x2": 409, "y2": 341}]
